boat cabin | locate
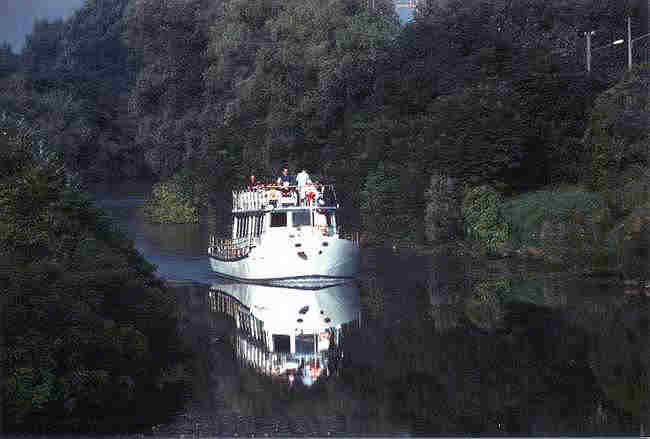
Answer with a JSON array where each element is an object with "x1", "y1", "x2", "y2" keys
[{"x1": 230, "y1": 184, "x2": 339, "y2": 242}]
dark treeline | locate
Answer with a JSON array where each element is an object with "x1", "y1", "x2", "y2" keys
[
  {"x1": 0, "y1": 0, "x2": 647, "y2": 243},
  {"x1": 1, "y1": 114, "x2": 193, "y2": 431}
]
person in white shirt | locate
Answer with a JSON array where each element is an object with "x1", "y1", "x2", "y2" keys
[
  {"x1": 296, "y1": 169, "x2": 311, "y2": 187},
  {"x1": 296, "y1": 169, "x2": 312, "y2": 205}
]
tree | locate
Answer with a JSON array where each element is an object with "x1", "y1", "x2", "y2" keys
[
  {"x1": 1, "y1": 113, "x2": 193, "y2": 432},
  {"x1": 0, "y1": 42, "x2": 18, "y2": 77},
  {"x1": 360, "y1": 161, "x2": 420, "y2": 245}
]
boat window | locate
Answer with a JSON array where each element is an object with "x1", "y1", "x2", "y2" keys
[
  {"x1": 292, "y1": 210, "x2": 311, "y2": 227},
  {"x1": 270, "y1": 212, "x2": 287, "y2": 227},
  {"x1": 273, "y1": 334, "x2": 290, "y2": 353}
]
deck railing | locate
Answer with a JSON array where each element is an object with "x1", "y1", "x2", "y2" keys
[
  {"x1": 232, "y1": 189, "x2": 268, "y2": 211},
  {"x1": 337, "y1": 226, "x2": 361, "y2": 246},
  {"x1": 232, "y1": 184, "x2": 338, "y2": 212},
  {"x1": 208, "y1": 235, "x2": 261, "y2": 260}
]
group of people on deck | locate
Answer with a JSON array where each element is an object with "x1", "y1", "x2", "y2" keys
[{"x1": 247, "y1": 166, "x2": 324, "y2": 207}]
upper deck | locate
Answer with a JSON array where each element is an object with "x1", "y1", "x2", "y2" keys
[{"x1": 232, "y1": 183, "x2": 339, "y2": 213}]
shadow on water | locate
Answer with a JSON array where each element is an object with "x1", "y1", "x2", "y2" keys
[{"x1": 88, "y1": 182, "x2": 648, "y2": 436}]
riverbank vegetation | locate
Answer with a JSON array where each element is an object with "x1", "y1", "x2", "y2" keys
[
  {"x1": 141, "y1": 169, "x2": 205, "y2": 223},
  {"x1": 0, "y1": 113, "x2": 194, "y2": 433}
]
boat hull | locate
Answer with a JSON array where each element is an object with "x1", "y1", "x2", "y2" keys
[{"x1": 209, "y1": 235, "x2": 360, "y2": 289}]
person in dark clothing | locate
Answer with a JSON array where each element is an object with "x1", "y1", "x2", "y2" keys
[{"x1": 277, "y1": 167, "x2": 294, "y2": 185}]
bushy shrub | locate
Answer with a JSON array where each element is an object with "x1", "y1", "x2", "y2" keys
[
  {"x1": 142, "y1": 172, "x2": 201, "y2": 224},
  {"x1": 461, "y1": 185, "x2": 510, "y2": 256},
  {"x1": 500, "y1": 187, "x2": 614, "y2": 268}
]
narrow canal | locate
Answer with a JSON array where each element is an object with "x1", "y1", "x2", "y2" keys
[{"x1": 89, "y1": 181, "x2": 649, "y2": 436}]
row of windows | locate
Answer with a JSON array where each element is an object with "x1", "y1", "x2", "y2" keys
[
  {"x1": 234, "y1": 210, "x2": 334, "y2": 235},
  {"x1": 270, "y1": 210, "x2": 333, "y2": 228}
]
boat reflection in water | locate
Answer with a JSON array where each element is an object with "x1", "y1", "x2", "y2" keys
[{"x1": 208, "y1": 279, "x2": 360, "y2": 386}]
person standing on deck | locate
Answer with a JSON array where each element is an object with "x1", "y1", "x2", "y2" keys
[
  {"x1": 277, "y1": 167, "x2": 294, "y2": 186},
  {"x1": 296, "y1": 168, "x2": 312, "y2": 205}
]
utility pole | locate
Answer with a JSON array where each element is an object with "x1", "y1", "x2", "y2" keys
[
  {"x1": 627, "y1": 15, "x2": 632, "y2": 71},
  {"x1": 585, "y1": 31, "x2": 593, "y2": 74}
]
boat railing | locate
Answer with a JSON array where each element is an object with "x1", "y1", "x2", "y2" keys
[
  {"x1": 208, "y1": 235, "x2": 261, "y2": 260},
  {"x1": 337, "y1": 226, "x2": 361, "y2": 246},
  {"x1": 232, "y1": 189, "x2": 268, "y2": 211},
  {"x1": 232, "y1": 184, "x2": 338, "y2": 212}
]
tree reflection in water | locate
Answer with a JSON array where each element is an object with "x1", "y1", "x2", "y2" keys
[{"x1": 167, "y1": 259, "x2": 648, "y2": 436}]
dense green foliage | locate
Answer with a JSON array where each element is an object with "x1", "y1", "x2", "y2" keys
[
  {"x1": 143, "y1": 180, "x2": 200, "y2": 224},
  {"x1": 584, "y1": 66, "x2": 650, "y2": 195},
  {"x1": 1, "y1": 0, "x2": 140, "y2": 183},
  {"x1": 461, "y1": 185, "x2": 510, "y2": 256},
  {"x1": 0, "y1": 0, "x2": 647, "y2": 243},
  {"x1": 142, "y1": 170, "x2": 206, "y2": 223},
  {"x1": 360, "y1": 161, "x2": 419, "y2": 245},
  {"x1": 502, "y1": 188, "x2": 607, "y2": 246},
  {"x1": 0, "y1": 113, "x2": 193, "y2": 433}
]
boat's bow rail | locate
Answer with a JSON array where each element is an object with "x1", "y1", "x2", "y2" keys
[{"x1": 208, "y1": 235, "x2": 261, "y2": 260}]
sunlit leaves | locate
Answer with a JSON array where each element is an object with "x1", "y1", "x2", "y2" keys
[{"x1": 461, "y1": 185, "x2": 510, "y2": 255}]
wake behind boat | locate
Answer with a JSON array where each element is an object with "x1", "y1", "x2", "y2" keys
[{"x1": 208, "y1": 181, "x2": 361, "y2": 288}]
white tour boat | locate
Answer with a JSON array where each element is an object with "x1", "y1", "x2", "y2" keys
[{"x1": 208, "y1": 182, "x2": 360, "y2": 288}]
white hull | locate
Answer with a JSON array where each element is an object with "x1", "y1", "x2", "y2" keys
[{"x1": 209, "y1": 231, "x2": 360, "y2": 288}]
